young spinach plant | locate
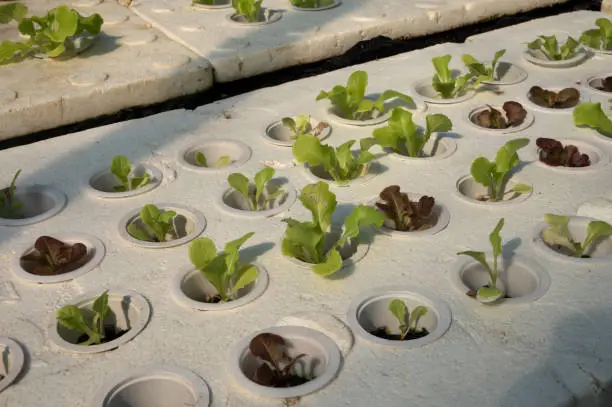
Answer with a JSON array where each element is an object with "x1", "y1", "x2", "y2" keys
[
  {"x1": 293, "y1": 135, "x2": 376, "y2": 184},
  {"x1": 0, "y1": 4, "x2": 103, "y2": 65},
  {"x1": 20, "y1": 236, "x2": 87, "y2": 276},
  {"x1": 127, "y1": 204, "x2": 177, "y2": 242},
  {"x1": 580, "y1": 18, "x2": 612, "y2": 51},
  {"x1": 461, "y1": 49, "x2": 506, "y2": 81},
  {"x1": 110, "y1": 155, "x2": 150, "y2": 192},
  {"x1": 232, "y1": 0, "x2": 263, "y2": 22},
  {"x1": 527, "y1": 35, "x2": 580, "y2": 61},
  {"x1": 431, "y1": 55, "x2": 478, "y2": 99},
  {"x1": 372, "y1": 108, "x2": 452, "y2": 157},
  {"x1": 189, "y1": 232, "x2": 258, "y2": 302},
  {"x1": 281, "y1": 182, "x2": 384, "y2": 276},
  {"x1": 316, "y1": 70, "x2": 414, "y2": 120},
  {"x1": 249, "y1": 333, "x2": 311, "y2": 388},
  {"x1": 387, "y1": 299, "x2": 428, "y2": 340},
  {"x1": 375, "y1": 185, "x2": 436, "y2": 232},
  {"x1": 470, "y1": 138, "x2": 532, "y2": 202},
  {"x1": 56, "y1": 290, "x2": 111, "y2": 346},
  {"x1": 541, "y1": 214, "x2": 612, "y2": 258},
  {"x1": 0, "y1": 169, "x2": 22, "y2": 219},
  {"x1": 574, "y1": 102, "x2": 612, "y2": 136},
  {"x1": 228, "y1": 167, "x2": 285, "y2": 211},
  {"x1": 457, "y1": 218, "x2": 505, "y2": 303},
  {"x1": 194, "y1": 152, "x2": 232, "y2": 168}
]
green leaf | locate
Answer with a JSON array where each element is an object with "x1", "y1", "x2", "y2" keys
[
  {"x1": 201, "y1": 254, "x2": 229, "y2": 298},
  {"x1": 195, "y1": 152, "x2": 207, "y2": 167},
  {"x1": 372, "y1": 126, "x2": 401, "y2": 152},
  {"x1": 574, "y1": 102, "x2": 612, "y2": 136},
  {"x1": 491, "y1": 49, "x2": 506, "y2": 75},
  {"x1": 189, "y1": 237, "x2": 218, "y2": 270},
  {"x1": 92, "y1": 291, "x2": 109, "y2": 321},
  {"x1": 254, "y1": 167, "x2": 275, "y2": 205},
  {"x1": 407, "y1": 305, "x2": 428, "y2": 331},
  {"x1": 432, "y1": 55, "x2": 452, "y2": 83},
  {"x1": 596, "y1": 18, "x2": 612, "y2": 49},
  {"x1": 560, "y1": 36, "x2": 579, "y2": 60},
  {"x1": 78, "y1": 13, "x2": 103, "y2": 35},
  {"x1": 214, "y1": 156, "x2": 232, "y2": 168},
  {"x1": 512, "y1": 183, "x2": 532, "y2": 194},
  {"x1": 457, "y1": 250, "x2": 492, "y2": 275},
  {"x1": 139, "y1": 204, "x2": 174, "y2": 242},
  {"x1": 476, "y1": 286, "x2": 504, "y2": 302},
  {"x1": 281, "y1": 220, "x2": 325, "y2": 263},
  {"x1": 158, "y1": 210, "x2": 176, "y2": 224},
  {"x1": 45, "y1": 6, "x2": 79, "y2": 43},
  {"x1": 299, "y1": 182, "x2": 336, "y2": 232},
  {"x1": 346, "y1": 71, "x2": 368, "y2": 106},
  {"x1": 335, "y1": 140, "x2": 356, "y2": 175},
  {"x1": 495, "y1": 138, "x2": 529, "y2": 174},
  {"x1": 489, "y1": 218, "x2": 504, "y2": 277},
  {"x1": 228, "y1": 173, "x2": 251, "y2": 204},
  {"x1": 470, "y1": 157, "x2": 495, "y2": 187},
  {"x1": 224, "y1": 232, "x2": 254, "y2": 275},
  {"x1": 56, "y1": 305, "x2": 89, "y2": 333},
  {"x1": 374, "y1": 90, "x2": 414, "y2": 113},
  {"x1": 0, "y1": 3, "x2": 28, "y2": 24},
  {"x1": 110, "y1": 155, "x2": 131, "y2": 188},
  {"x1": 583, "y1": 220, "x2": 612, "y2": 253},
  {"x1": 130, "y1": 173, "x2": 150, "y2": 190},
  {"x1": 312, "y1": 248, "x2": 343, "y2": 276},
  {"x1": 126, "y1": 224, "x2": 153, "y2": 242},
  {"x1": 580, "y1": 28, "x2": 603, "y2": 49},
  {"x1": 230, "y1": 264, "x2": 258, "y2": 295},
  {"x1": 424, "y1": 113, "x2": 452, "y2": 143},
  {"x1": 338, "y1": 205, "x2": 385, "y2": 247},
  {"x1": 388, "y1": 299, "x2": 406, "y2": 328},
  {"x1": 461, "y1": 54, "x2": 488, "y2": 77},
  {"x1": 281, "y1": 117, "x2": 297, "y2": 133},
  {"x1": 293, "y1": 134, "x2": 327, "y2": 166}
]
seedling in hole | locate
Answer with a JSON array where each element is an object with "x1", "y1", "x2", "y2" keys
[
  {"x1": 0, "y1": 169, "x2": 22, "y2": 219},
  {"x1": 384, "y1": 299, "x2": 428, "y2": 340},
  {"x1": 469, "y1": 138, "x2": 532, "y2": 202},
  {"x1": 249, "y1": 333, "x2": 312, "y2": 388},
  {"x1": 536, "y1": 138, "x2": 590, "y2": 167},
  {"x1": 579, "y1": 18, "x2": 612, "y2": 51},
  {"x1": 0, "y1": 4, "x2": 103, "y2": 65},
  {"x1": 193, "y1": 0, "x2": 224, "y2": 4},
  {"x1": 316, "y1": 70, "x2": 414, "y2": 120},
  {"x1": 290, "y1": 0, "x2": 334, "y2": 7},
  {"x1": 20, "y1": 236, "x2": 87, "y2": 276},
  {"x1": 127, "y1": 204, "x2": 177, "y2": 242},
  {"x1": 461, "y1": 49, "x2": 506, "y2": 82},
  {"x1": 293, "y1": 135, "x2": 376, "y2": 184},
  {"x1": 375, "y1": 186, "x2": 436, "y2": 232},
  {"x1": 529, "y1": 86, "x2": 580, "y2": 109},
  {"x1": 194, "y1": 151, "x2": 232, "y2": 168},
  {"x1": 281, "y1": 114, "x2": 329, "y2": 140},
  {"x1": 457, "y1": 218, "x2": 505, "y2": 303},
  {"x1": 281, "y1": 182, "x2": 384, "y2": 276},
  {"x1": 574, "y1": 102, "x2": 612, "y2": 136},
  {"x1": 56, "y1": 290, "x2": 117, "y2": 346},
  {"x1": 371, "y1": 108, "x2": 452, "y2": 157},
  {"x1": 110, "y1": 155, "x2": 150, "y2": 192},
  {"x1": 591, "y1": 76, "x2": 612, "y2": 93},
  {"x1": 472, "y1": 102, "x2": 527, "y2": 130},
  {"x1": 541, "y1": 214, "x2": 612, "y2": 258},
  {"x1": 527, "y1": 35, "x2": 580, "y2": 61},
  {"x1": 228, "y1": 167, "x2": 285, "y2": 211},
  {"x1": 431, "y1": 55, "x2": 478, "y2": 99},
  {"x1": 232, "y1": 0, "x2": 263, "y2": 22},
  {"x1": 189, "y1": 232, "x2": 258, "y2": 302}
]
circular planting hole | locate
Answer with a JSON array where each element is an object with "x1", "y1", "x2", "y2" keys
[
  {"x1": 0, "y1": 185, "x2": 66, "y2": 227},
  {"x1": 217, "y1": 181, "x2": 297, "y2": 218},
  {"x1": 172, "y1": 264, "x2": 269, "y2": 311},
  {"x1": 412, "y1": 77, "x2": 474, "y2": 104},
  {"x1": 49, "y1": 290, "x2": 151, "y2": 354},
  {"x1": 0, "y1": 337, "x2": 25, "y2": 394},
  {"x1": 264, "y1": 118, "x2": 331, "y2": 146},
  {"x1": 93, "y1": 366, "x2": 210, "y2": 407},
  {"x1": 535, "y1": 139, "x2": 609, "y2": 172},
  {"x1": 89, "y1": 163, "x2": 162, "y2": 199},
  {"x1": 374, "y1": 193, "x2": 450, "y2": 238},
  {"x1": 289, "y1": 0, "x2": 341, "y2": 11},
  {"x1": 287, "y1": 229, "x2": 369, "y2": 271},
  {"x1": 179, "y1": 139, "x2": 251, "y2": 172},
  {"x1": 523, "y1": 45, "x2": 588, "y2": 68},
  {"x1": 347, "y1": 287, "x2": 451, "y2": 348},
  {"x1": 228, "y1": 326, "x2": 342, "y2": 398},
  {"x1": 227, "y1": 8, "x2": 282, "y2": 25},
  {"x1": 192, "y1": 0, "x2": 231, "y2": 9},
  {"x1": 455, "y1": 175, "x2": 531, "y2": 206},
  {"x1": 583, "y1": 73, "x2": 612, "y2": 96}
]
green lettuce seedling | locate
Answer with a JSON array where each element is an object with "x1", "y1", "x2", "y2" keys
[
  {"x1": 579, "y1": 18, "x2": 612, "y2": 51},
  {"x1": 372, "y1": 108, "x2": 452, "y2": 157},
  {"x1": 542, "y1": 214, "x2": 612, "y2": 258},
  {"x1": 0, "y1": 169, "x2": 22, "y2": 219},
  {"x1": 110, "y1": 156, "x2": 150, "y2": 192},
  {"x1": 189, "y1": 233, "x2": 259, "y2": 302},
  {"x1": 281, "y1": 114, "x2": 311, "y2": 139},
  {"x1": 195, "y1": 152, "x2": 232, "y2": 168},
  {"x1": 457, "y1": 218, "x2": 505, "y2": 303},
  {"x1": 0, "y1": 4, "x2": 103, "y2": 65},
  {"x1": 316, "y1": 71, "x2": 414, "y2": 120},
  {"x1": 388, "y1": 299, "x2": 428, "y2": 340},
  {"x1": 127, "y1": 204, "x2": 177, "y2": 242},
  {"x1": 232, "y1": 0, "x2": 263, "y2": 22},
  {"x1": 281, "y1": 182, "x2": 384, "y2": 276},
  {"x1": 290, "y1": 0, "x2": 334, "y2": 7},
  {"x1": 56, "y1": 290, "x2": 110, "y2": 346},
  {"x1": 527, "y1": 35, "x2": 580, "y2": 61},
  {"x1": 461, "y1": 49, "x2": 506, "y2": 81},
  {"x1": 470, "y1": 138, "x2": 532, "y2": 202},
  {"x1": 431, "y1": 55, "x2": 478, "y2": 99},
  {"x1": 573, "y1": 102, "x2": 612, "y2": 136},
  {"x1": 228, "y1": 167, "x2": 285, "y2": 211},
  {"x1": 293, "y1": 135, "x2": 376, "y2": 184}
]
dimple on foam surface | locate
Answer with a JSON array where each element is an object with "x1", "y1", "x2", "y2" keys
[{"x1": 1, "y1": 10, "x2": 612, "y2": 407}]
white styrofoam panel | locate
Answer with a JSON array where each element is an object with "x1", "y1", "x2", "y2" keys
[
  {"x1": 0, "y1": 0, "x2": 213, "y2": 142},
  {"x1": 129, "y1": 0, "x2": 571, "y2": 82},
  {"x1": 2, "y1": 11, "x2": 612, "y2": 407}
]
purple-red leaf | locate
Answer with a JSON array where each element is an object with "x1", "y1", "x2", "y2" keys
[
  {"x1": 502, "y1": 101, "x2": 527, "y2": 127},
  {"x1": 529, "y1": 86, "x2": 580, "y2": 109},
  {"x1": 536, "y1": 137, "x2": 590, "y2": 168},
  {"x1": 377, "y1": 186, "x2": 436, "y2": 232},
  {"x1": 20, "y1": 236, "x2": 87, "y2": 276}
]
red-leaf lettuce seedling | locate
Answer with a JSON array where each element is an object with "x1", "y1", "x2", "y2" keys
[
  {"x1": 470, "y1": 138, "x2": 532, "y2": 202},
  {"x1": 56, "y1": 290, "x2": 125, "y2": 346},
  {"x1": 194, "y1": 152, "x2": 232, "y2": 168},
  {"x1": 372, "y1": 108, "x2": 452, "y2": 157},
  {"x1": 316, "y1": 70, "x2": 414, "y2": 120},
  {"x1": 293, "y1": 135, "x2": 377, "y2": 185},
  {"x1": 0, "y1": 169, "x2": 22, "y2": 219},
  {"x1": 472, "y1": 102, "x2": 527, "y2": 129},
  {"x1": 541, "y1": 214, "x2": 612, "y2": 258},
  {"x1": 457, "y1": 218, "x2": 505, "y2": 303},
  {"x1": 461, "y1": 49, "x2": 506, "y2": 82},
  {"x1": 249, "y1": 333, "x2": 311, "y2": 387},
  {"x1": 375, "y1": 186, "x2": 436, "y2": 232},
  {"x1": 0, "y1": 4, "x2": 103, "y2": 65},
  {"x1": 232, "y1": 0, "x2": 263, "y2": 22},
  {"x1": 228, "y1": 167, "x2": 285, "y2": 211},
  {"x1": 527, "y1": 35, "x2": 580, "y2": 61},
  {"x1": 281, "y1": 114, "x2": 329, "y2": 140},
  {"x1": 281, "y1": 182, "x2": 384, "y2": 276},
  {"x1": 574, "y1": 102, "x2": 612, "y2": 136},
  {"x1": 431, "y1": 55, "x2": 478, "y2": 99},
  {"x1": 529, "y1": 86, "x2": 580, "y2": 109},
  {"x1": 189, "y1": 232, "x2": 258, "y2": 302},
  {"x1": 372, "y1": 299, "x2": 429, "y2": 341},
  {"x1": 127, "y1": 204, "x2": 177, "y2": 242},
  {"x1": 110, "y1": 155, "x2": 150, "y2": 192},
  {"x1": 580, "y1": 18, "x2": 612, "y2": 51},
  {"x1": 536, "y1": 138, "x2": 590, "y2": 167},
  {"x1": 20, "y1": 236, "x2": 87, "y2": 276}
]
